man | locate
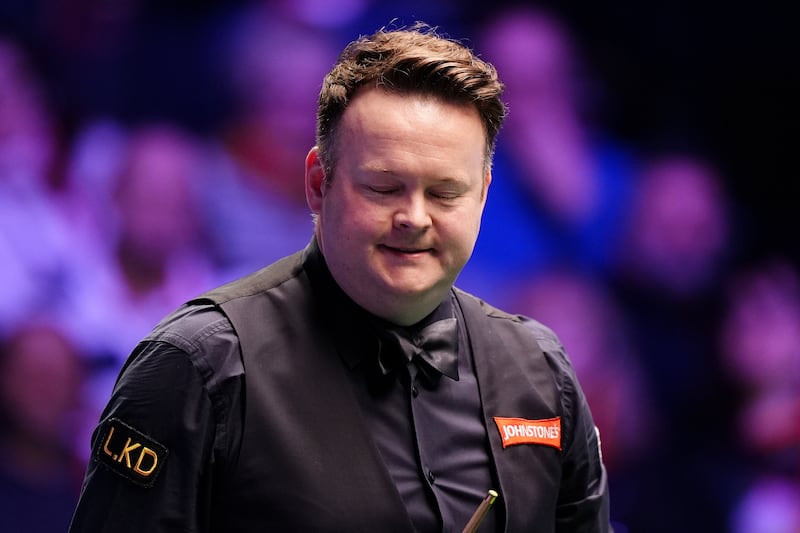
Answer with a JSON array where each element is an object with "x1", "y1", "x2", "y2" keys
[{"x1": 69, "y1": 24, "x2": 610, "y2": 532}]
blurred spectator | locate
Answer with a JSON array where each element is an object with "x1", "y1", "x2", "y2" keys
[
  {"x1": 460, "y1": 5, "x2": 635, "y2": 305},
  {"x1": 504, "y1": 268, "x2": 653, "y2": 530},
  {"x1": 63, "y1": 122, "x2": 221, "y2": 402},
  {"x1": 200, "y1": 6, "x2": 333, "y2": 278},
  {"x1": 614, "y1": 153, "x2": 732, "y2": 296},
  {"x1": 0, "y1": 36, "x2": 58, "y2": 184},
  {"x1": 0, "y1": 35, "x2": 78, "y2": 334},
  {"x1": 609, "y1": 151, "x2": 739, "y2": 531},
  {"x1": 0, "y1": 319, "x2": 87, "y2": 533},
  {"x1": 611, "y1": 152, "x2": 734, "y2": 419},
  {"x1": 222, "y1": 4, "x2": 331, "y2": 195},
  {"x1": 60, "y1": 119, "x2": 129, "y2": 245},
  {"x1": 718, "y1": 258, "x2": 800, "y2": 470}
]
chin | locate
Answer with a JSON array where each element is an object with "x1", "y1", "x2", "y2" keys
[{"x1": 379, "y1": 270, "x2": 437, "y2": 293}]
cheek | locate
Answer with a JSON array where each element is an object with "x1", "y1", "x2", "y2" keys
[
  {"x1": 321, "y1": 196, "x2": 379, "y2": 248},
  {"x1": 338, "y1": 197, "x2": 391, "y2": 234},
  {"x1": 453, "y1": 204, "x2": 484, "y2": 235},
  {"x1": 440, "y1": 214, "x2": 481, "y2": 255}
]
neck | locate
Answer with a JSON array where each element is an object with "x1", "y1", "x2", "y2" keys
[
  {"x1": 305, "y1": 236, "x2": 449, "y2": 327},
  {"x1": 374, "y1": 301, "x2": 442, "y2": 327}
]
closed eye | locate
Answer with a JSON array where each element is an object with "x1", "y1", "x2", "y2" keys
[
  {"x1": 368, "y1": 186, "x2": 400, "y2": 195},
  {"x1": 430, "y1": 190, "x2": 460, "y2": 200}
]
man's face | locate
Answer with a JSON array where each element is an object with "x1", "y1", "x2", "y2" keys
[{"x1": 306, "y1": 87, "x2": 491, "y2": 325}]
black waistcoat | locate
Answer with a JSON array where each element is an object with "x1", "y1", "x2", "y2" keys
[{"x1": 196, "y1": 243, "x2": 563, "y2": 532}]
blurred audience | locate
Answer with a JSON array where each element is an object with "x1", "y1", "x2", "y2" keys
[
  {"x1": 718, "y1": 258, "x2": 800, "y2": 461},
  {"x1": 201, "y1": 6, "x2": 333, "y2": 277},
  {"x1": 613, "y1": 152, "x2": 732, "y2": 296},
  {"x1": 0, "y1": 3, "x2": 796, "y2": 532},
  {"x1": 0, "y1": 36, "x2": 79, "y2": 334},
  {"x1": 609, "y1": 151, "x2": 740, "y2": 530},
  {"x1": 62, "y1": 122, "x2": 222, "y2": 408},
  {"x1": 0, "y1": 319, "x2": 88, "y2": 533},
  {"x1": 613, "y1": 152, "x2": 733, "y2": 401},
  {"x1": 461, "y1": 5, "x2": 635, "y2": 305}
]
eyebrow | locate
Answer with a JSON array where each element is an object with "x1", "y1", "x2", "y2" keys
[{"x1": 361, "y1": 166, "x2": 467, "y2": 184}]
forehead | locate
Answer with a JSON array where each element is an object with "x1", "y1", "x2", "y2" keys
[
  {"x1": 334, "y1": 88, "x2": 487, "y2": 176},
  {"x1": 339, "y1": 87, "x2": 485, "y2": 145}
]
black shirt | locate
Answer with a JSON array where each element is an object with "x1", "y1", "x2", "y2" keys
[
  {"x1": 69, "y1": 242, "x2": 610, "y2": 532},
  {"x1": 70, "y1": 264, "x2": 497, "y2": 532},
  {"x1": 321, "y1": 279, "x2": 497, "y2": 531}
]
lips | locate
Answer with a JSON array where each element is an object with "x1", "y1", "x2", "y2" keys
[{"x1": 381, "y1": 244, "x2": 434, "y2": 254}]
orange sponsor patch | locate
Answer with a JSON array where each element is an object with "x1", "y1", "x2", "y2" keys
[{"x1": 493, "y1": 416, "x2": 562, "y2": 450}]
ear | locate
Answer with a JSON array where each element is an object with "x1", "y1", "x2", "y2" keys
[
  {"x1": 481, "y1": 168, "x2": 492, "y2": 203},
  {"x1": 305, "y1": 146, "x2": 326, "y2": 214}
]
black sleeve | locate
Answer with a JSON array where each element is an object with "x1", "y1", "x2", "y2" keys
[
  {"x1": 550, "y1": 346, "x2": 611, "y2": 533},
  {"x1": 69, "y1": 341, "x2": 217, "y2": 533},
  {"x1": 520, "y1": 316, "x2": 612, "y2": 532}
]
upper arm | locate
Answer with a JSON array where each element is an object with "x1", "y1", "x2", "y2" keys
[{"x1": 69, "y1": 342, "x2": 217, "y2": 533}]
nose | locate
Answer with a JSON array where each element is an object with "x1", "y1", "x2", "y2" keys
[{"x1": 393, "y1": 193, "x2": 432, "y2": 231}]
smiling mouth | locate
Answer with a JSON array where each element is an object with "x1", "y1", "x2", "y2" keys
[{"x1": 381, "y1": 244, "x2": 434, "y2": 255}]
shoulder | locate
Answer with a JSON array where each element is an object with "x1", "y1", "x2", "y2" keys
[
  {"x1": 456, "y1": 289, "x2": 594, "y2": 450},
  {"x1": 455, "y1": 287, "x2": 578, "y2": 390},
  {"x1": 145, "y1": 302, "x2": 234, "y2": 352},
  {"x1": 455, "y1": 288, "x2": 564, "y2": 352},
  {"x1": 120, "y1": 247, "x2": 311, "y2": 389},
  {"x1": 113, "y1": 301, "x2": 244, "y2": 400},
  {"x1": 195, "y1": 248, "x2": 307, "y2": 305}
]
